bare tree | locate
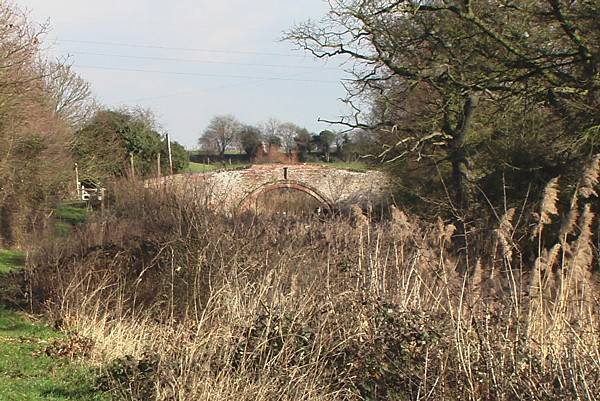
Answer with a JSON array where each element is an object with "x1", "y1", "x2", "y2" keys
[
  {"x1": 0, "y1": 6, "x2": 47, "y2": 94},
  {"x1": 42, "y1": 61, "x2": 97, "y2": 129},
  {"x1": 260, "y1": 118, "x2": 282, "y2": 152},
  {"x1": 120, "y1": 105, "x2": 164, "y2": 134},
  {"x1": 199, "y1": 115, "x2": 241, "y2": 157},
  {"x1": 0, "y1": 3, "x2": 72, "y2": 245},
  {"x1": 278, "y1": 122, "x2": 302, "y2": 156},
  {"x1": 286, "y1": 0, "x2": 600, "y2": 211}
]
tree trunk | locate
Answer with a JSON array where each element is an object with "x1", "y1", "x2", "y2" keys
[
  {"x1": 450, "y1": 148, "x2": 470, "y2": 212},
  {"x1": 0, "y1": 195, "x2": 16, "y2": 247},
  {"x1": 447, "y1": 95, "x2": 478, "y2": 214}
]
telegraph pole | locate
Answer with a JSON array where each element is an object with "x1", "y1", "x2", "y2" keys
[
  {"x1": 130, "y1": 152, "x2": 135, "y2": 179},
  {"x1": 75, "y1": 163, "x2": 80, "y2": 199},
  {"x1": 157, "y1": 152, "x2": 162, "y2": 178},
  {"x1": 166, "y1": 133, "x2": 174, "y2": 175}
]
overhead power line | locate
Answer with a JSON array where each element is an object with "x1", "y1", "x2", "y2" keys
[
  {"x1": 67, "y1": 51, "x2": 341, "y2": 71},
  {"x1": 54, "y1": 38, "x2": 311, "y2": 58},
  {"x1": 124, "y1": 70, "x2": 317, "y2": 103},
  {"x1": 73, "y1": 64, "x2": 341, "y2": 83},
  {"x1": 116, "y1": 67, "x2": 323, "y2": 104}
]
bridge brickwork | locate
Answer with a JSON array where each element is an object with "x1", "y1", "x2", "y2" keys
[{"x1": 148, "y1": 164, "x2": 390, "y2": 212}]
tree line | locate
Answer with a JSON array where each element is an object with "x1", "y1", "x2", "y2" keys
[{"x1": 198, "y1": 115, "x2": 363, "y2": 163}]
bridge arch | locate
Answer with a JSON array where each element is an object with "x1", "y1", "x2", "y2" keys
[{"x1": 237, "y1": 180, "x2": 333, "y2": 213}]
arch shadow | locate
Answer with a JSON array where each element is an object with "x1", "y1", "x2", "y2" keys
[{"x1": 237, "y1": 180, "x2": 333, "y2": 213}]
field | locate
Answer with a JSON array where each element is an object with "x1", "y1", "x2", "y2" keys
[
  {"x1": 185, "y1": 162, "x2": 218, "y2": 173},
  {"x1": 319, "y1": 161, "x2": 371, "y2": 171},
  {"x1": 185, "y1": 162, "x2": 250, "y2": 173}
]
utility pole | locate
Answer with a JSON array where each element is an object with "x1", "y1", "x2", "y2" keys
[
  {"x1": 166, "y1": 133, "x2": 173, "y2": 175},
  {"x1": 99, "y1": 188, "x2": 105, "y2": 213},
  {"x1": 157, "y1": 152, "x2": 162, "y2": 178},
  {"x1": 130, "y1": 152, "x2": 135, "y2": 179},
  {"x1": 75, "y1": 163, "x2": 80, "y2": 199}
]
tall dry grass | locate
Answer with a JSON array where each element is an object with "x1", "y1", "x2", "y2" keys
[{"x1": 27, "y1": 176, "x2": 600, "y2": 400}]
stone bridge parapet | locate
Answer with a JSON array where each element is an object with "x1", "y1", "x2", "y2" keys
[{"x1": 147, "y1": 164, "x2": 391, "y2": 212}]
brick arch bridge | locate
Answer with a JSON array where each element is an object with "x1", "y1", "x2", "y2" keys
[
  {"x1": 149, "y1": 164, "x2": 391, "y2": 213},
  {"x1": 237, "y1": 179, "x2": 335, "y2": 212}
]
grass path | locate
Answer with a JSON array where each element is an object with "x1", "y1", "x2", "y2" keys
[
  {"x1": 0, "y1": 250, "x2": 25, "y2": 275},
  {"x1": 0, "y1": 250, "x2": 109, "y2": 401}
]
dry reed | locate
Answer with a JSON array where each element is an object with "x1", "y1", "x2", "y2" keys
[{"x1": 26, "y1": 177, "x2": 600, "y2": 401}]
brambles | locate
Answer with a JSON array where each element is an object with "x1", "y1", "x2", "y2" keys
[
  {"x1": 96, "y1": 354, "x2": 160, "y2": 400},
  {"x1": 43, "y1": 334, "x2": 94, "y2": 360}
]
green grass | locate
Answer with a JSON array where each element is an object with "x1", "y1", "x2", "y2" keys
[
  {"x1": 186, "y1": 161, "x2": 370, "y2": 174},
  {"x1": 54, "y1": 205, "x2": 88, "y2": 226},
  {"x1": 0, "y1": 251, "x2": 109, "y2": 400},
  {"x1": 315, "y1": 161, "x2": 372, "y2": 172},
  {"x1": 0, "y1": 308, "x2": 109, "y2": 401},
  {"x1": 224, "y1": 150, "x2": 243, "y2": 155},
  {"x1": 185, "y1": 162, "x2": 219, "y2": 174},
  {"x1": 186, "y1": 162, "x2": 250, "y2": 174},
  {"x1": 52, "y1": 204, "x2": 89, "y2": 237},
  {"x1": 0, "y1": 250, "x2": 25, "y2": 275}
]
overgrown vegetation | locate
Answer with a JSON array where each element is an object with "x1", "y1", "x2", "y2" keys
[
  {"x1": 0, "y1": 4, "x2": 73, "y2": 247},
  {"x1": 1, "y1": 1, "x2": 599, "y2": 400},
  {"x1": 0, "y1": 2, "x2": 187, "y2": 247},
  {"x1": 23, "y1": 171, "x2": 599, "y2": 400}
]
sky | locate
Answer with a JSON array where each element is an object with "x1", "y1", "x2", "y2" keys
[{"x1": 18, "y1": 0, "x2": 350, "y2": 148}]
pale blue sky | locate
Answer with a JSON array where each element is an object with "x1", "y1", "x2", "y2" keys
[{"x1": 19, "y1": 0, "x2": 349, "y2": 148}]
